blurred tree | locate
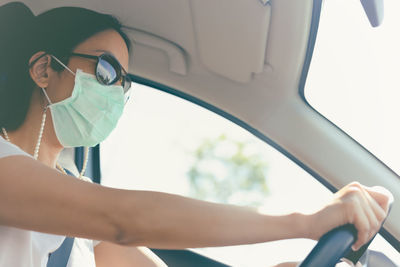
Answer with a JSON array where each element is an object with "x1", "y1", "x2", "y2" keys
[{"x1": 186, "y1": 134, "x2": 269, "y2": 207}]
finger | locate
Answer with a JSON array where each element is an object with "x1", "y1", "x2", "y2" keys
[
  {"x1": 343, "y1": 187, "x2": 370, "y2": 250},
  {"x1": 364, "y1": 185, "x2": 393, "y2": 213},
  {"x1": 357, "y1": 188, "x2": 380, "y2": 241},
  {"x1": 364, "y1": 189, "x2": 386, "y2": 221},
  {"x1": 361, "y1": 187, "x2": 386, "y2": 229},
  {"x1": 350, "y1": 200, "x2": 370, "y2": 251}
]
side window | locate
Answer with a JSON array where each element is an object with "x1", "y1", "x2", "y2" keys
[
  {"x1": 100, "y1": 84, "x2": 398, "y2": 265},
  {"x1": 305, "y1": 0, "x2": 400, "y2": 175}
]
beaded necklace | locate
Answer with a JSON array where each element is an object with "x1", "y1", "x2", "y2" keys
[{"x1": 1, "y1": 108, "x2": 88, "y2": 179}]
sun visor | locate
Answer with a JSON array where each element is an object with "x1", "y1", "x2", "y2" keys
[{"x1": 191, "y1": 0, "x2": 271, "y2": 83}]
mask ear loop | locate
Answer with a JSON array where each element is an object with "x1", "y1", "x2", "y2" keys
[
  {"x1": 50, "y1": 55, "x2": 76, "y2": 76},
  {"x1": 41, "y1": 87, "x2": 53, "y2": 106}
]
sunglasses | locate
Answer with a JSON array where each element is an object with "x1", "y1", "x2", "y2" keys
[
  {"x1": 68, "y1": 52, "x2": 132, "y2": 94},
  {"x1": 30, "y1": 52, "x2": 132, "y2": 94}
]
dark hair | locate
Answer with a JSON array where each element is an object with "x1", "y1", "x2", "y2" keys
[{"x1": 0, "y1": 2, "x2": 131, "y2": 131}]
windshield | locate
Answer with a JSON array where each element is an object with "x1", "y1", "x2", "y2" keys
[
  {"x1": 102, "y1": 0, "x2": 400, "y2": 265},
  {"x1": 305, "y1": 0, "x2": 400, "y2": 175}
]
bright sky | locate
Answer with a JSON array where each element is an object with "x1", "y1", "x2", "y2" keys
[{"x1": 101, "y1": 0, "x2": 400, "y2": 265}]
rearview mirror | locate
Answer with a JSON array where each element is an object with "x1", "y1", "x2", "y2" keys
[{"x1": 360, "y1": 0, "x2": 384, "y2": 27}]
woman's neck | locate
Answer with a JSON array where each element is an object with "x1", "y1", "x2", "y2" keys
[{"x1": 4, "y1": 93, "x2": 63, "y2": 168}]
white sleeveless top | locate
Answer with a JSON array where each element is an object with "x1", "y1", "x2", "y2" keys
[{"x1": 0, "y1": 136, "x2": 98, "y2": 267}]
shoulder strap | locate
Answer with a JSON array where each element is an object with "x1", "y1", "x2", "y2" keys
[
  {"x1": 46, "y1": 168, "x2": 76, "y2": 267},
  {"x1": 46, "y1": 237, "x2": 75, "y2": 267}
]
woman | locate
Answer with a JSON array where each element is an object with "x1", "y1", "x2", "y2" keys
[{"x1": 0, "y1": 2, "x2": 392, "y2": 267}]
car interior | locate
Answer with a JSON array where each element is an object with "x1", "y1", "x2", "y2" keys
[{"x1": 3, "y1": 0, "x2": 399, "y2": 266}]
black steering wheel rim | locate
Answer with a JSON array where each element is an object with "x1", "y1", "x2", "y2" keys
[{"x1": 298, "y1": 224, "x2": 358, "y2": 267}]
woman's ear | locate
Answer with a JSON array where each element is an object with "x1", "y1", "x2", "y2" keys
[{"x1": 28, "y1": 51, "x2": 52, "y2": 88}]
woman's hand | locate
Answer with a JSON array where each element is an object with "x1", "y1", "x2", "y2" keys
[
  {"x1": 306, "y1": 182, "x2": 392, "y2": 251},
  {"x1": 273, "y1": 182, "x2": 390, "y2": 267}
]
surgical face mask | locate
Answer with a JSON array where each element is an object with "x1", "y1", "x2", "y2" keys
[{"x1": 42, "y1": 68, "x2": 125, "y2": 148}]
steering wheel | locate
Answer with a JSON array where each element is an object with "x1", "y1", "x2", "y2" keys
[
  {"x1": 299, "y1": 203, "x2": 393, "y2": 267},
  {"x1": 299, "y1": 224, "x2": 359, "y2": 267}
]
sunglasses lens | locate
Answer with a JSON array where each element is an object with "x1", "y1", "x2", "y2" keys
[
  {"x1": 95, "y1": 54, "x2": 132, "y2": 103},
  {"x1": 97, "y1": 56, "x2": 118, "y2": 85}
]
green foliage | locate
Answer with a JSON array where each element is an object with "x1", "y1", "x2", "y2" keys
[{"x1": 186, "y1": 134, "x2": 269, "y2": 207}]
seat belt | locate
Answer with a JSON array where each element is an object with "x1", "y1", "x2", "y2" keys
[
  {"x1": 46, "y1": 237, "x2": 75, "y2": 267},
  {"x1": 46, "y1": 168, "x2": 76, "y2": 267}
]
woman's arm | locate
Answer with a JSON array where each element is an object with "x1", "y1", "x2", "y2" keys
[
  {"x1": 0, "y1": 155, "x2": 391, "y2": 249},
  {"x1": 0, "y1": 155, "x2": 305, "y2": 247}
]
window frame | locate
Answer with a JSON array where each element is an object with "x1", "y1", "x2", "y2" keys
[{"x1": 125, "y1": 67, "x2": 400, "y2": 252}]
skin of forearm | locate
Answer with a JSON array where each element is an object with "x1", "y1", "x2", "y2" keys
[
  {"x1": 113, "y1": 190, "x2": 309, "y2": 249},
  {"x1": 0, "y1": 156, "x2": 308, "y2": 249}
]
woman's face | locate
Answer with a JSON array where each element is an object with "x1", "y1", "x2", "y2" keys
[{"x1": 45, "y1": 29, "x2": 129, "y2": 104}]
